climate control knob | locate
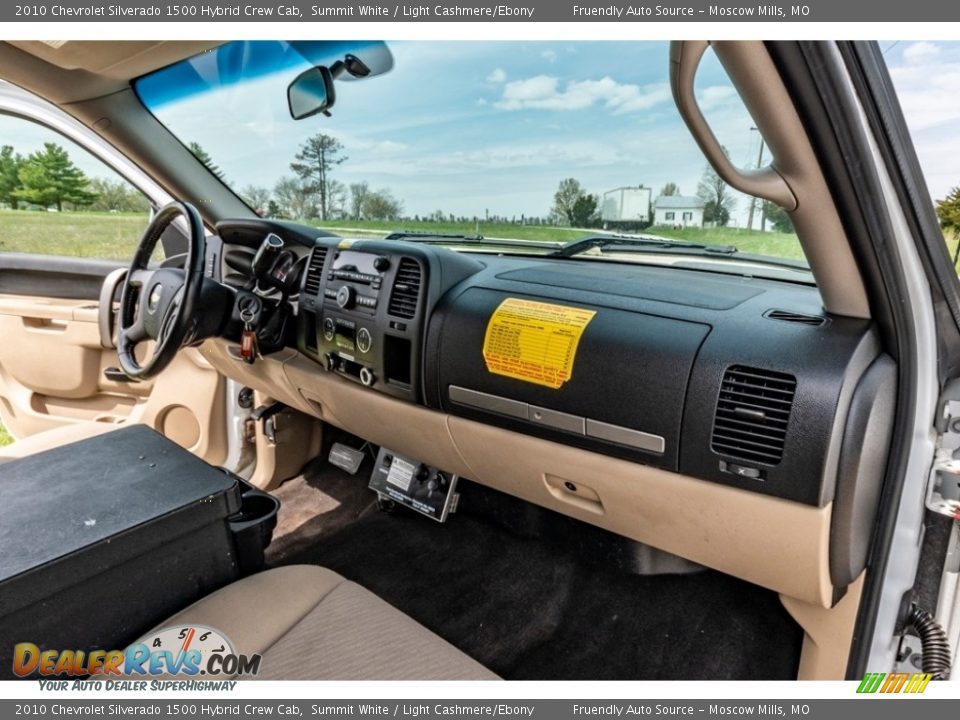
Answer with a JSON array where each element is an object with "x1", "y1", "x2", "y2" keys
[
  {"x1": 359, "y1": 367, "x2": 375, "y2": 387},
  {"x1": 356, "y1": 327, "x2": 372, "y2": 354},
  {"x1": 336, "y1": 285, "x2": 356, "y2": 309},
  {"x1": 322, "y1": 317, "x2": 336, "y2": 341}
]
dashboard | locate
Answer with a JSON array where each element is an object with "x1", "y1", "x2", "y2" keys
[{"x1": 208, "y1": 218, "x2": 897, "y2": 600}]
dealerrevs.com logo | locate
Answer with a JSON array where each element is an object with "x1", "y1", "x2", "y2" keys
[{"x1": 13, "y1": 625, "x2": 261, "y2": 679}]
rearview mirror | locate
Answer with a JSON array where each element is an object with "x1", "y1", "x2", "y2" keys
[
  {"x1": 287, "y1": 65, "x2": 335, "y2": 120},
  {"x1": 287, "y1": 43, "x2": 394, "y2": 121}
]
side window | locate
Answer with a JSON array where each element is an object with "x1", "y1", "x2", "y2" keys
[{"x1": 0, "y1": 114, "x2": 153, "y2": 261}]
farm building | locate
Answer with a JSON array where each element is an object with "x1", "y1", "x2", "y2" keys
[{"x1": 653, "y1": 195, "x2": 705, "y2": 228}]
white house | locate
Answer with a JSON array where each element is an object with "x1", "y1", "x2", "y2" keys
[{"x1": 653, "y1": 195, "x2": 705, "y2": 228}]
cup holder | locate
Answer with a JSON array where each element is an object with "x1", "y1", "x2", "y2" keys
[{"x1": 227, "y1": 479, "x2": 280, "y2": 576}]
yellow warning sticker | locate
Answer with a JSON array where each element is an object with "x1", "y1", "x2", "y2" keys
[{"x1": 482, "y1": 298, "x2": 596, "y2": 389}]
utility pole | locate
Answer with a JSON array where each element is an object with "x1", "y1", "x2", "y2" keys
[{"x1": 746, "y1": 127, "x2": 766, "y2": 231}]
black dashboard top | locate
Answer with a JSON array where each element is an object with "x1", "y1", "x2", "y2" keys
[{"x1": 214, "y1": 218, "x2": 882, "y2": 511}]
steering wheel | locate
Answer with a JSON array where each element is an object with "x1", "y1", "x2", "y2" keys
[{"x1": 117, "y1": 201, "x2": 206, "y2": 380}]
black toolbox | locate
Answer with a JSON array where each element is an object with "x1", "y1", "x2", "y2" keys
[{"x1": 0, "y1": 424, "x2": 279, "y2": 678}]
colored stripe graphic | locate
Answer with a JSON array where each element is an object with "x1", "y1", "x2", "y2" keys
[{"x1": 857, "y1": 672, "x2": 932, "y2": 694}]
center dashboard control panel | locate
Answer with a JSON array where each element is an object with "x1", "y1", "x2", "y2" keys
[{"x1": 297, "y1": 240, "x2": 428, "y2": 401}]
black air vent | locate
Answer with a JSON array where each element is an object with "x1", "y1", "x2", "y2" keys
[
  {"x1": 303, "y1": 246, "x2": 328, "y2": 296},
  {"x1": 711, "y1": 365, "x2": 797, "y2": 466},
  {"x1": 222, "y1": 248, "x2": 254, "y2": 288},
  {"x1": 388, "y1": 258, "x2": 422, "y2": 319},
  {"x1": 764, "y1": 309, "x2": 826, "y2": 327}
]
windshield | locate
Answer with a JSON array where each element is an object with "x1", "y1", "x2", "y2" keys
[{"x1": 135, "y1": 40, "x2": 806, "y2": 274}]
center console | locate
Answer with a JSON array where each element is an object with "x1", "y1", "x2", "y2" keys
[
  {"x1": 297, "y1": 238, "x2": 483, "y2": 402},
  {"x1": 297, "y1": 241, "x2": 425, "y2": 400}
]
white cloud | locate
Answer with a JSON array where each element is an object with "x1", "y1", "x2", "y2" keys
[
  {"x1": 476, "y1": 98, "x2": 488, "y2": 106},
  {"x1": 887, "y1": 42, "x2": 960, "y2": 203},
  {"x1": 494, "y1": 75, "x2": 671, "y2": 114},
  {"x1": 903, "y1": 41, "x2": 940, "y2": 63},
  {"x1": 697, "y1": 85, "x2": 738, "y2": 111},
  {"x1": 486, "y1": 68, "x2": 507, "y2": 83},
  {"x1": 541, "y1": 49, "x2": 558, "y2": 63}
]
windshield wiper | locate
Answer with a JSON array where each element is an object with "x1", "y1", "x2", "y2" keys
[
  {"x1": 383, "y1": 230, "x2": 562, "y2": 250},
  {"x1": 550, "y1": 234, "x2": 738, "y2": 258}
]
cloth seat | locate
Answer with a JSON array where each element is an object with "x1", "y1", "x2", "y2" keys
[{"x1": 156, "y1": 564, "x2": 499, "y2": 680}]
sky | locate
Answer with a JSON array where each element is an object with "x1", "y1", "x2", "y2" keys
[
  {"x1": 1, "y1": 40, "x2": 957, "y2": 225},
  {"x1": 136, "y1": 40, "x2": 766, "y2": 223}
]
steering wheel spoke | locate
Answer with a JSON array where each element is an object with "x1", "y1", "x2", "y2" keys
[
  {"x1": 124, "y1": 315, "x2": 149, "y2": 344},
  {"x1": 127, "y1": 268, "x2": 153, "y2": 289}
]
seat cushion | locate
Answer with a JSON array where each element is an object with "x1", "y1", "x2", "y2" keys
[{"x1": 157, "y1": 565, "x2": 498, "y2": 680}]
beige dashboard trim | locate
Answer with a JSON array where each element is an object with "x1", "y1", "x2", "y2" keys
[{"x1": 225, "y1": 348, "x2": 838, "y2": 609}]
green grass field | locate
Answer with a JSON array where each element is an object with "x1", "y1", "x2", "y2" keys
[{"x1": 0, "y1": 209, "x2": 149, "y2": 260}]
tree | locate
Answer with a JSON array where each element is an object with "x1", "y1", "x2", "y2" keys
[
  {"x1": 327, "y1": 179, "x2": 348, "y2": 220},
  {"x1": 570, "y1": 193, "x2": 599, "y2": 228},
  {"x1": 362, "y1": 188, "x2": 403, "y2": 220},
  {"x1": 552, "y1": 178, "x2": 587, "y2": 226},
  {"x1": 660, "y1": 182, "x2": 680, "y2": 197},
  {"x1": 13, "y1": 143, "x2": 97, "y2": 211},
  {"x1": 290, "y1": 133, "x2": 347, "y2": 221},
  {"x1": 273, "y1": 176, "x2": 317, "y2": 219},
  {"x1": 762, "y1": 201, "x2": 794, "y2": 233},
  {"x1": 696, "y1": 150, "x2": 737, "y2": 227},
  {"x1": 349, "y1": 181, "x2": 370, "y2": 220},
  {"x1": 240, "y1": 185, "x2": 271, "y2": 216},
  {"x1": 88, "y1": 178, "x2": 150, "y2": 213},
  {"x1": 188, "y1": 141, "x2": 227, "y2": 183},
  {"x1": 0, "y1": 145, "x2": 23, "y2": 209},
  {"x1": 936, "y1": 187, "x2": 960, "y2": 236}
]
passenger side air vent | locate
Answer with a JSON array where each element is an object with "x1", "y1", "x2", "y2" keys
[
  {"x1": 764, "y1": 309, "x2": 826, "y2": 327},
  {"x1": 388, "y1": 258, "x2": 422, "y2": 319},
  {"x1": 303, "y1": 246, "x2": 328, "y2": 296},
  {"x1": 711, "y1": 366, "x2": 797, "y2": 466}
]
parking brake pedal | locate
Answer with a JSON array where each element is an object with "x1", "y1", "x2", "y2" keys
[{"x1": 251, "y1": 401, "x2": 286, "y2": 444}]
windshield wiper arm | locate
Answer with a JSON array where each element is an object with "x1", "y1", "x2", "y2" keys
[{"x1": 550, "y1": 234, "x2": 738, "y2": 258}]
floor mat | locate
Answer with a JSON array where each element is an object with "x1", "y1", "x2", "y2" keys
[
  {"x1": 266, "y1": 452, "x2": 378, "y2": 563},
  {"x1": 270, "y1": 478, "x2": 803, "y2": 680}
]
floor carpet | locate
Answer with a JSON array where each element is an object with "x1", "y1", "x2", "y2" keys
[{"x1": 266, "y1": 456, "x2": 803, "y2": 680}]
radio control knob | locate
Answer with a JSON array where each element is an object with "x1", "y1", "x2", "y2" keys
[
  {"x1": 336, "y1": 285, "x2": 356, "y2": 309},
  {"x1": 356, "y1": 327, "x2": 372, "y2": 354},
  {"x1": 373, "y1": 256, "x2": 390, "y2": 272},
  {"x1": 359, "y1": 367, "x2": 375, "y2": 387}
]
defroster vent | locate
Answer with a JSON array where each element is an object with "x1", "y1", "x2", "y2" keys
[
  {"x1": 711, "y1": 365, "x2": 797, "y2": 466},
  {"x1": 388, "y1": 258, "x2": 422, "y2": 319},
  {"x1": 302, "y1": 246, "x2": 328, "y2": 296}
]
